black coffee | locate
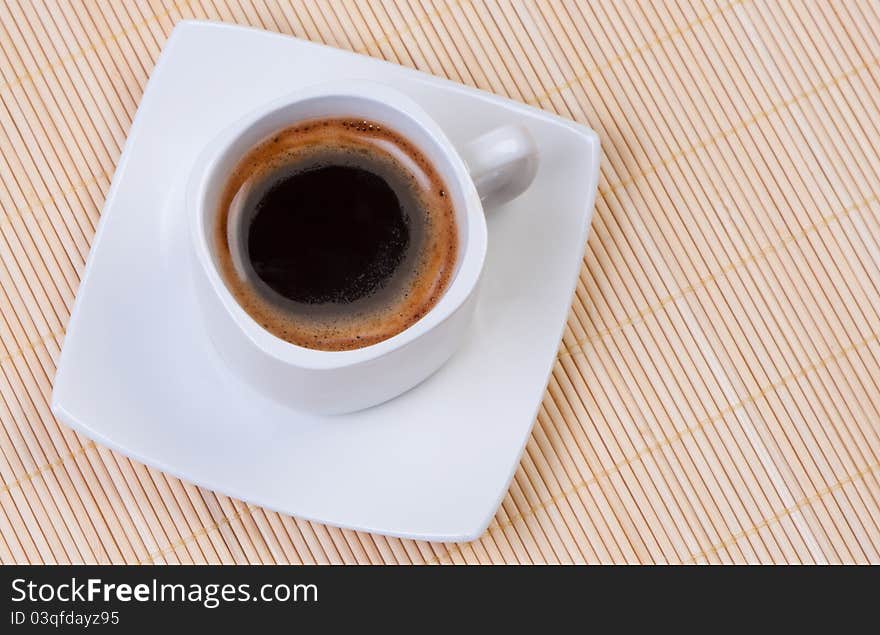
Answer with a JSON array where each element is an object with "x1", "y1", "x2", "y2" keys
[
  {"x1": 215, "y1": 118, "x2": 458, "y2": 352},
  {"x1": 249, "y1": 156, "x2": 416, "y2": 305}
]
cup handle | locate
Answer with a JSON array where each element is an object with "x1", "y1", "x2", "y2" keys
[{"x1": 459, "y1": 124, "x2": 539, "y2": 209}]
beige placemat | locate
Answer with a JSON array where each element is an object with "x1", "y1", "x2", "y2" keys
[{"x1": 1, "y1": 0, "x2": 879, "y2": 563}]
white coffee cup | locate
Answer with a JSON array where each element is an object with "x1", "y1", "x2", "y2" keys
[{"x1": 187, "y1": 81, "x2": 538, "y2": 414}]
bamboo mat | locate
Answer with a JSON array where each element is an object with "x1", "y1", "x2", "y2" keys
[{"x1": 0, "y1": 0, "x2": 879, "y2": 564}]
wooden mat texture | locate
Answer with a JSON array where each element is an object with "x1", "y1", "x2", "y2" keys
[{"x1": 1, "y1": 0, "x2": 879, "y2": 564}]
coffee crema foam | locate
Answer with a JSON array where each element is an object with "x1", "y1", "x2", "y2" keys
[{"x1": 214, "y1": 118, "x2": 458, "y2": 351}]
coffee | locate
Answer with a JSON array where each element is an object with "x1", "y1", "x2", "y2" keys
[{"x1": 215, "y1": 118, "x2": 458, "y2": 351}]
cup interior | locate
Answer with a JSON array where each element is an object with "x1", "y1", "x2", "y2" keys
[{"x1": 191, "y1": 84, "x2": 486, "y2": 366}]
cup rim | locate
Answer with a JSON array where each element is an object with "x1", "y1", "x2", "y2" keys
[{"x1": 187, "y1": 80, "x2": 487, "y2": 370}]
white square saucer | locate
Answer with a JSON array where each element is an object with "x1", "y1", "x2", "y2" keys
[{"x1": 51, "y1": 21, "x2": 599, "y2": 542}]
